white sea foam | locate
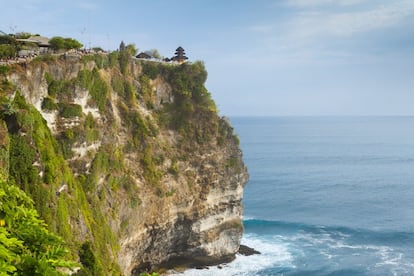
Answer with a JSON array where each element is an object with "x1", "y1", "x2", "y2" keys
[
  {"x1": 283, "y1": 229, "x2": 414, "y2": 274},
  {"x1": 170, "y1": 234, "x2": 294, "y2": 276}
]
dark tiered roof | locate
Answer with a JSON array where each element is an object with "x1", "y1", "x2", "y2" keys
[{"x1": 172, "y1": 46, "x2": 188, "y2": 63}]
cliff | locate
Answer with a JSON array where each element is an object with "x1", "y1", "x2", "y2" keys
[{"x1": 0, "y1": 52, "x2": 248, "y2": 275}]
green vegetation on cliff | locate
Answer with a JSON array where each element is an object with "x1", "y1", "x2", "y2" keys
[
  {"x1": 0, "y1": 49, "x2": 243, "y2": 274},
  {"x1": 0, "y1": 177, "x2": 76, "y2": 275},
  {"x1": 0, "y1": 89, "x2": 119, "y2": 274}
]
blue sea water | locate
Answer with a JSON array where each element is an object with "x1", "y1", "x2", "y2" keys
[{"x1": 179, "y1": 116, "x2": 414, "y2": 275}]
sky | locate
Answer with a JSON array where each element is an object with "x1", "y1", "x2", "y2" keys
[{"x1": 2, "y1": 0, "x2": 414, "y2": 116}]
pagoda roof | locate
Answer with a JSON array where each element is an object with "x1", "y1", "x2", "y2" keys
[
  {"x1": 172, "y1": 56, "x2": 188, "y2": 61},
  {"x1": 176, "y1": 46, "x2": 184, "y2": 51}
]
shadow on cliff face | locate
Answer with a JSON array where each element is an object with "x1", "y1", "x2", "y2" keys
[
  {"x1": 131, "y1": 216, "x2": 238, "y2": 275},
  {"x1": 2, "y1": 114, "x2": 19, "y2": 134},
  {"x1": 132, "y1": 245, "x2": 260, "y2": 275},
  {"x1": 132, "y1": 255, "x2": 237, "y2": 275}
]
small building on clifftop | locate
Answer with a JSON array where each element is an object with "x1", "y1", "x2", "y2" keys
[
  {"x1": 136, "y1": 52, "x2": 152, "y2": 59},
  {"x1": 171, "y1": 46, "x2": 188, "y2": 64},
  {"x1": 16, "y1": 35, "x2": 51, "y2": 55}
]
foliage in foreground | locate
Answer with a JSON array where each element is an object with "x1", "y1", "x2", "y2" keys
[{"x1": 0, "y1": 177, "x2": 77, "y2": 275}]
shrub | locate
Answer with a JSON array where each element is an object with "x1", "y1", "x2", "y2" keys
[
  {"x1": 46, "y1": 77, "x2": 74, "y2": 99},
  {"x1": 78, "y1": 241, "x2": 98, "y2": 275},
  {"x1": 168, "y1": 160, "x2": 179, "y2": 175},
  {"x1": 118, "y1": 50, "x2": 130, "y2": 74},
  {"x1": 108, "y1": 51, "x2": 119, "y2": 68},
  {"x1": 142, "y1": 62, "x2": 159, "y2": 79},
  {"x1": 57, "y1": 128, "x2": 79, "y2": 159},
  {"x1": 225, "y1": 157, "x2": 238, "y2": 168},
  {"x1": 130, "y1": 197, "x2": 141, "y2": 208},
  {"x1": 111, "y1": 74, "x2": 124, "y2": 94},
  {"x1": 0, "y1": 44, "x2": 17, "y2": 59},
  {"x1": 0, "y1": 65, "x2": 10, "y2": 75},
  {"x1": 9, "y1": 134, "x2": 39, "y2": 191},
  {"x1": 124, "y1": 80, "x2": 137, "y2": 103},
  {"x1": 82, "y1": 54, "x2": 109, "y2": 69},
  {"x1": 32, "y1": 54, "x2": 58, "y2": 63},
  {"x1": 140, "y1": 146, "x2": 162, "y2": 186},
  {"x1": 0, "y1": 35, "x2": 16, "y2": 45},
  {"x1": 138, "y1": 75, "x2": 155, "y2": 108},
  {"x1": 85, "y1": 113, "x2": 99, "y2": 142},
  {"x1": 59, "y1": 103, "x2": 83, "y2": 118},
  {"x1": 77, "y1": 69, "x2": 109, "y2": 112},
  {"x1": 41, "y1": 97, "x2": 58, "y2": 111}
]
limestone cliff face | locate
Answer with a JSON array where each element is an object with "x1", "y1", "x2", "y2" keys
[{"x1": 1, "y1": 53, "x2": 248, "y2": 275}]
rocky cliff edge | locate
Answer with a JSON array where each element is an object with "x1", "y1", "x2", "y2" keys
[{"x1": 0, "y1": 53, "x2": 248, "y2": 275}]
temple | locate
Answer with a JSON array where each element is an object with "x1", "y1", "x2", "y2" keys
[{"x1": 171, "y1": 46, "x2": 188, "y2": 64}]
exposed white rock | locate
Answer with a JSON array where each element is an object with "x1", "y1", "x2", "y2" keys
[
  {"x1": 71, "y1": 141, "x2": 101, "y2": 159},
  {"x1": 150, "y1": 76, "x2": 173, "y2": 108},
  {"x1": 73, "y1": 87, "x2": 101, "y2": 119},
  {"x1": 40, "y1": 110, "x2": 58, "y2": 133}
]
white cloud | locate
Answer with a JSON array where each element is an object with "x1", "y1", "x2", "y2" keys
[
  {"x1": 288, "y1": 1, "x2": 414, "y2": 39},
  {"x1": 251, "y1": 1, "x2": 414, "y2": 41},
  {"x1": 245, "y1": 0, "x2": 414, "y2": 66},
  {"x1": 286, "y1": 0, "x2": 367, "y2": 7}
]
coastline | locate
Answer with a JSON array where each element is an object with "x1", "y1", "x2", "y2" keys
[{"x1": 167, "y1": 244, "x2": 260, "y2": 275}]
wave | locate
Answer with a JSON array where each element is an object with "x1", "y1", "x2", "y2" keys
[
  {"x1": 171, "y1": 234, "x2": 295, "y2": 276},
  {"x1": 243, "y1": 218, "x2": 414, "y2": 246},
  {"x1": 242, "y1": 218, "x2": 414, "y2": 275},
  {"x1": 172, "y1": 219, "x2": 414, "y2": 275}
]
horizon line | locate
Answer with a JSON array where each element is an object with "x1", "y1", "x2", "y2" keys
[{"x1": 226, "y1": 115, "x2": 414, "y2": 118}]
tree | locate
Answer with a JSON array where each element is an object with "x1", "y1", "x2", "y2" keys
[
  {"x1": 149, "y1": 49, "x2": 162, "y2": 59},
  {"x1": 49, "y1": 37, "x2": 83, "y2": 51},
  {"x1": 64, "y1": 38, "x2": 82, "y2": 50},
  {"x1": 0, "y1": 36, "x2": 18, "y2": 59},
  {"x1": 118, "y1": 42, "x2": 134, "y2": 74},
  {"x1": 0, "y1": 45, "x2": 17, "y2": 59},
  {"x1": 92, "y1": 47, "x2": 104, "y2": 52},
  {"x1": 0, "y1": 35, "x2": 17, "y2": 46},
  {"x1": 49, "y1": 37, "x2": 66, "y2": 51},
  {"x1": 0, "y1": 177, "x2": 77, "y2": 275},
  {"x1": 125, "y1": 44, "x2": 137, "y2": 56}
]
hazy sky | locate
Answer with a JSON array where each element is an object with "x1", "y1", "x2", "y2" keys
[{"x1": 2, "y1": 0, "x2": 414, "y2": 116}]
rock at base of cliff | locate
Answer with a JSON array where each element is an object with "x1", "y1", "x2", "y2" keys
[{"x1": 238, "y1": 244, "x2": 261, "y2": 256}]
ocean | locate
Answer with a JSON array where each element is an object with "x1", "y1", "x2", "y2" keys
[{"x1": 179, "y1": 116, "x2": 414, "y2": 276}]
